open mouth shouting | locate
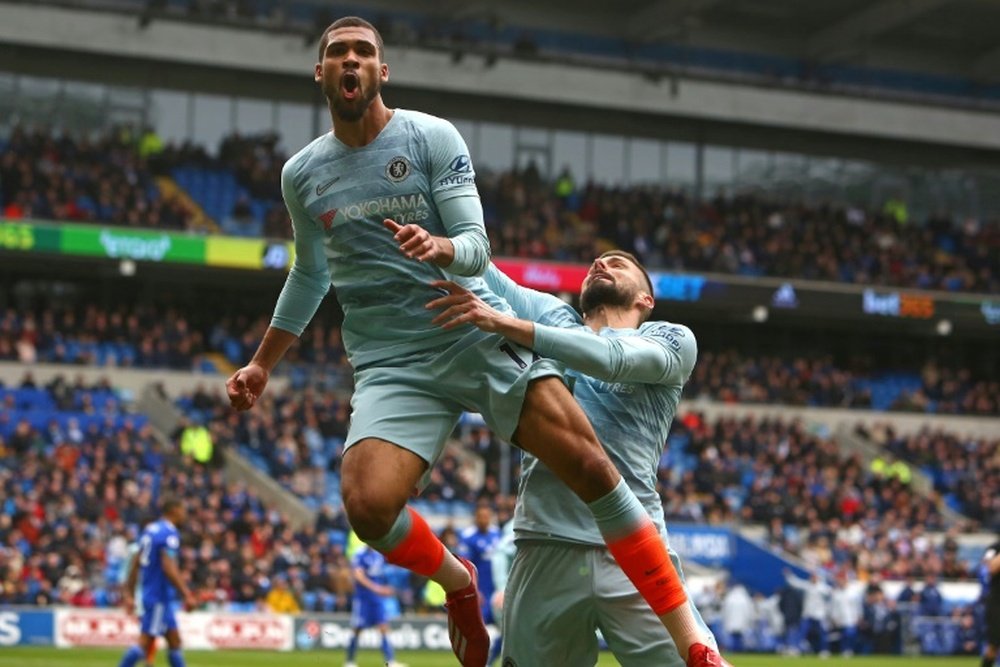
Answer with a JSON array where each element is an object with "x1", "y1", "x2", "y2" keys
[{"x1": 341, "y1": 71, "x2": 360, "y2": 100}]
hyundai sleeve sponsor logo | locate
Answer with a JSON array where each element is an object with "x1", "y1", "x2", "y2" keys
[
  {"x1": 982, "y1": 301, "x2": 1000, "y2": 325},
  {"x1": 651, "y1": 274, "x2": 706, "y2": 302},
  {"x1": 771, "y1": 283, "x2": 798, "y2": 308},
  {"x1": 449, "y1": 155, "x2": 472, "y2": 173}
]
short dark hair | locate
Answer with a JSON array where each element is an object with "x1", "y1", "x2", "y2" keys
[
  {"x1": 160, "y1": 494, "x2": 183, "y2": 515},
  {"x1": 317, "y1": 16, "x2": 384, "y2": 61},
  {"x1": 598, "y1": 250, "x2": 654, "y2": 298}
]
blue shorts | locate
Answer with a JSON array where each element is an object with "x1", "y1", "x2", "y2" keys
[
  {"x1": 351, "y1": 596, "x2": 387, "y2": 629},
  {"x1": 140, "y1": 601, "x2": 177, "y2": 637}
]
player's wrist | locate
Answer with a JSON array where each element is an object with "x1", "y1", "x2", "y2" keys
[{"x1": 430, "y1": 236, "x2": 455, "y2": 267}]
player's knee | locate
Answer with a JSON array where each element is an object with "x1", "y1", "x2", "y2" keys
[
  {"x1": 578, "y1": 446, "x2": 619, "y2": 493},
  {"x1": 342, "y1": 489, "x2": 400, "y2": 540},
  {"x1": 569, "y1": 450, "x2": 619, "y2": 498}
]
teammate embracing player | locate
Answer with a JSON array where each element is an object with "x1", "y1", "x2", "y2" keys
[
  {"x1": 226, "y1": 15, "x2": 724, "y2": 667},
  {"x1": 429, "y1": 253, "x2": 724, "y2": 666}
]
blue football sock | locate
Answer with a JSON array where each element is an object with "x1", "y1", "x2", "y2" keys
[
  {"x1": 168, "y1": 648, "x2": 186, "y2": 667},
  {"x1": 347, "y1": 632, "x2": 359, "y2": 661},
  {"x1": 118, "y1": 645, "x2": 144, "y2": 667},
  {"x1": 382, "y1": 633, "x2": 395, "y2": 661}
]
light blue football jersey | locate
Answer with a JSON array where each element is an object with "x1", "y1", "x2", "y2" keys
[
  {"x1": 483, "y1": 265, "x2": 697, "y2": 546},
  {"x1": 272, "y1": 109, "x2": 515, "y2": 369}
]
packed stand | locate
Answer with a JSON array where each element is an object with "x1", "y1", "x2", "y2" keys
[
  {"x1": 5, "y1": 294, "x2": 995, "y2": 418},
  {"x1": 175, "y1": 384, "x2": 484, "y2": 513},
  {"x1": 0, "y1": 125, "x2": 195, "y2": 230},
  {"x1": 481, "y1": 170, "x2": 999, "y2": 293},
  {"x1": 6, "y1": 124, "x2": 998, "y2": 294},
  {"x1": 860, "y1": 422, "x2": 1000, "y2": 531},
  {"x1": 0, "y1": 301, "x2": 348, "y2": 381},
  {"x1": 0, "y1": 372, "x2": 368, "y2": 613},
  {"x1": 686, "y1": 351, "x2": 997, "y2": 416},
  {"x1": 887, "y1": 362, "x2": 999, "y2": 416}
]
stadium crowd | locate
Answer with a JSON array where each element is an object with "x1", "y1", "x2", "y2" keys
[
  {"x1": 3, "y1": 124, "x2": 998, "y2": 293},
  {"x1": 660, "y1": 413, "x2": 988, "y2": 579},
  {"x1": 3, "y1": 300, "x2": 995, "y2": 418},
  {"x1": 0, "y1": 373, "x2": 993, "y2": 657},
  {"x1": 0, "y1": 374, "x2": 369, "y2": 613},
  {"x1": 0, "y1": 125, "x2": 196, "y2": 230},
  {"x1": 860, "y1": 422, "x2": 1000, "y2": 531}
]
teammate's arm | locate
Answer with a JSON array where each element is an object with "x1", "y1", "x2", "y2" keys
[
  {"x1": 528, "y1": 322, "x2": 696, "y2": 385},
  {"x1": 427, "y1": 280, "x2": 695, "y2": 385},
  {"x1": 227, "y1": 161, "x2": 330, "y2": 410},
  {"x1": 482, "y1": 264, "x2": 576, "y2": 324},
  {"x1": 353, "y1": 566, "x2": 393, "y2": 597},
  {"x1": 122, "y1": 553, "x2": 140, "y2": 616}
]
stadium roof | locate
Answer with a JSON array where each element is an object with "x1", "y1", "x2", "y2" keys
[{"x1": 314, "y1": 0, "x2": 1000, "y2": 82}]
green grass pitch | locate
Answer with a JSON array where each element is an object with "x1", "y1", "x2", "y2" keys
[{"x1": 0, "y1": 648, "x2": 980, "y2": 666}]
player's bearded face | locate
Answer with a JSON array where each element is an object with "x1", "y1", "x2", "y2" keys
[{"x1": 328, "y1": 67, "x2": 380, "y2": 122}]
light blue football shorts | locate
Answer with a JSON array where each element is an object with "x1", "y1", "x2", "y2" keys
[
  {"x1": 344, "y1": 330, "x2": 564, "y2": 482},
  {"x1": 501, "y1": 542, "x2": 717, "y2": 667}
]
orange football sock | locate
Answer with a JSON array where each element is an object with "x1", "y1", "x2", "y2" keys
[
  {"x1": 382, "y1": 507, "x2": 446, "y2": 578},
  {"x1": 606, "y1": 520, "x2": 687, "y2": 614}
]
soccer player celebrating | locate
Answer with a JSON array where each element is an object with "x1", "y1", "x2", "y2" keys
[
  {"x1": 118, "y1": 496, "x2": 197, "y2": 667},
  {"x1": 227, "y1": 16, "x2": 717, "y2": 666},
  {"x1": 346, "y1": 545, "x2": 407, "y2": 667},
  {"x1": 983, "y1": 536, "x2": 1000, "y2": 667},
  {"x1": 428, "y1": 252, "x2": 729, "y2": 666}
]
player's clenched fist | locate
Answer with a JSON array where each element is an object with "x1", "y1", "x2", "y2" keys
[
  {"x1": 384, "y1": 219, "x2": 454, "y2": 266},
  {"x1": 226, "y1": 363, "x2": 268, "y2": 411}
]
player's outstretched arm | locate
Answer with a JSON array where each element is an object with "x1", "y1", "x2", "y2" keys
[
  {"x1": 227, "y1": 162, "x2": 330, "y2": 411},
  {"x1": 226, "y1": 327, "x2": 298, "y2": 411},
  {"x1": 427, "y1": 280, "x2": 696, "y2": 385}
]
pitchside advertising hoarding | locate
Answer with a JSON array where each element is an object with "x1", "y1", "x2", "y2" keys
[
  {"x1": 0, "y1": 609, "x2": 55, "y2": 646},
  {"x1": 51, "y1": 609, "x2": 293, "y2": 651},
  {"x1": 294, "y1": 615, "x2": 464, "y2": 651}
]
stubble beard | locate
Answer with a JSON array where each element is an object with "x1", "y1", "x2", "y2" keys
[
  {"x1": 329, "y1": 77, "x2": 380, "y2": 123},
  {"x1": 580, "y1": 280, "x2": 635, "y2": 314}
]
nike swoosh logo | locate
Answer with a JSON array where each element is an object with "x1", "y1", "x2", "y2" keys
[{"x1": 316, "y1": 176, "x2": 340, "y2": 196}]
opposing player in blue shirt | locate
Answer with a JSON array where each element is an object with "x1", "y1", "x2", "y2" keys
[
  {"x1": 118, "y1": 496, "x2": 197, "y2": 667},
  {"x1": 347, "y1": 545, "x2": 406, "y2": 667},
  {"x1": 226, "y1": 15, "x2": 713, "y2": 667},
  {"x1": 428, "y1": 252, "x2": 729, "y2": 666},
  {"x1": 457, "y1": 502, "x2": 502, "y2": 623}
]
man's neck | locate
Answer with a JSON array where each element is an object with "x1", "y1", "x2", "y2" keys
[
  {"x1": 582, "y1": 306, "x2": 641, "y2": 332},
  {"x1": 332, "y1": 98, "x2": 393, "y2": 147}
]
